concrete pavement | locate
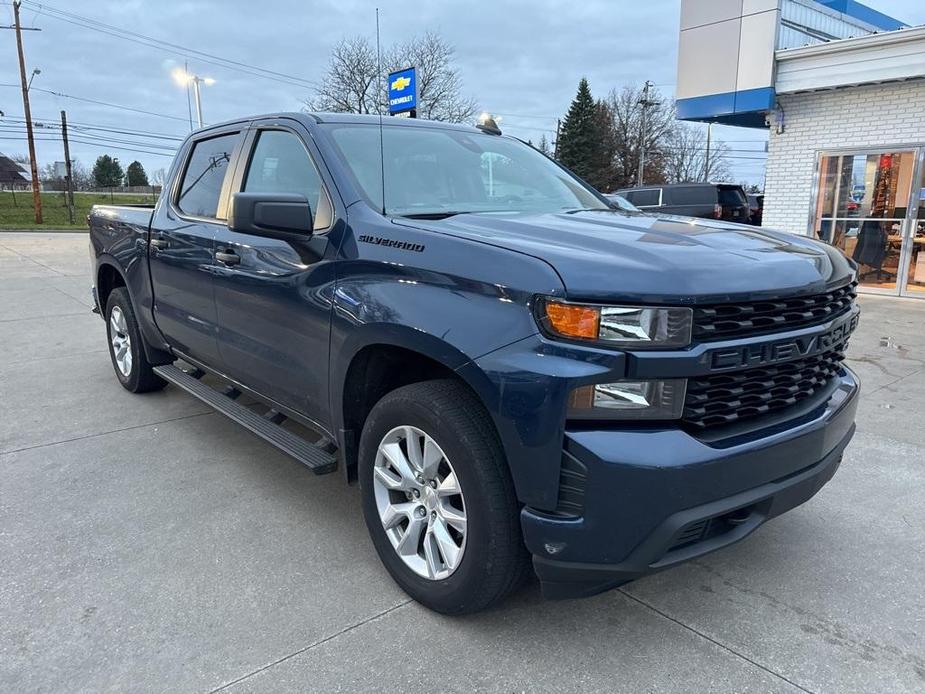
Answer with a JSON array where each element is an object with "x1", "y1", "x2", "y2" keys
[{"x1": 1, "y1": 233, "x2": 923, "y2": 693}]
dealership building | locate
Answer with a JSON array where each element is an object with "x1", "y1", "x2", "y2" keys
[{"x1": 676, "y1": 0, "x2": 925, "y2": 299}]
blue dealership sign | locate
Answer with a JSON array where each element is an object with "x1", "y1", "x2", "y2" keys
[{"x1": 388, "y1": 67, "x2": 417, "y2": 115}]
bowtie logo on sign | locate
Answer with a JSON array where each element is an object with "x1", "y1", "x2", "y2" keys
[{"x1": 388, "y1": 67, "x2": 417, "y2": 117}]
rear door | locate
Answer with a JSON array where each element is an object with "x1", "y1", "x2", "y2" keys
[
  {"x1": 149, "y1": 127, "x2": 244, "y2": 365},
  {"x1": 211, "y1": 120, "x2": 340, "y2": 428}
]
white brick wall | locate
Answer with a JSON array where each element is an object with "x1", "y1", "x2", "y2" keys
[{"x1": 763, "y1": 81, "x2": 925, "y2": 235}]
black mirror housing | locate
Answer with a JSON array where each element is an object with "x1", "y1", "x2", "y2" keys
[{"x1": 229, "y1": 193, "x2": 313, "y2": 237}]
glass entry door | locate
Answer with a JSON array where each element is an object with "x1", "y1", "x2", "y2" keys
[{"x1": 813, "y1": 150, "x2": 918, "y2": 295}]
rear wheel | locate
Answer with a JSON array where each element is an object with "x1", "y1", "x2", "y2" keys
[
  {"x1": 359, "y1": 379, "x2": 529, "y2": 614},
  {"x1": 105, "y1": 287, "x2": 167, "y2": 393}
]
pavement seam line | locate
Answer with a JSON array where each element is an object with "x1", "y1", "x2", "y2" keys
[
  {"x1": 0, "y1": 243, "x2": 66, "y2": 276},
  {"x1": 0, "y1": 311, "x2": 89, "y2": 323},
  {"x1": 0, "y1": 411, "x2": 215, "y2": 457},
  {"x1": 3, "y1": 348, "x2": 108, "y2": 367},
  {"x1": 864, "y1": 366, "x2": 924, "y2": 396},
  {"x1": 618, "y1": 588, "x2": 817, "y2": 694},
  {"x1": 207, "y1": 599, "x2": 413, "y2": 693},
  {"x1": 49, "y1": 282, "x2": 93, "y2": 311}
]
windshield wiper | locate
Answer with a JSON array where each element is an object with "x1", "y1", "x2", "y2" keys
[{"x1": 563, "y1": 207, "x2": 617, "y2": 214}]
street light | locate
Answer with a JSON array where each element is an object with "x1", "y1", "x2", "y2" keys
[
  {"x1": 27, "y1": 68, "x2": 40, "y2": 91},
  {"x1": 171, "y1": 67, "x2": 214, "y2": 128}
]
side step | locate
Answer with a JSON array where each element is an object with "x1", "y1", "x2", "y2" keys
[{"x1": 154, "y1": 365, "x2": 337, "y2": 475}]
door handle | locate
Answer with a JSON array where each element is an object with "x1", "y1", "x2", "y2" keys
[
  {"x1": 149, "y1": 237, "x2": 168, "y2": 250},
  {"x1": 215, "y1": 250, "x2": 241, "y2": 266}
]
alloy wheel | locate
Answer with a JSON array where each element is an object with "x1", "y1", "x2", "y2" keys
[
  {"x1": 372, "y1": 425, "x2": 467, "y2": 580},
  {"x1": 109, "y1": 305, "x2": 132, "y2": 377}
]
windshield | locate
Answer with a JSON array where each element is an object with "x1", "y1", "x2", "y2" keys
[{"x1": 325, "y1": 123, "x2": 608, "y2": 217}]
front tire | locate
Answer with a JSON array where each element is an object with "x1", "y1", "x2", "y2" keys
[
  {"x1": 105, "y1": 287, "x2": 167, "y2": 393},
  {"x1": 359, "y1": 379, "x2": 529, "y2": 614}
]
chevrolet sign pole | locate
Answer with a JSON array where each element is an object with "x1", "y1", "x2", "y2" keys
[{"x1": 387, "y1": 67, "x2": 417, "y2": 118}]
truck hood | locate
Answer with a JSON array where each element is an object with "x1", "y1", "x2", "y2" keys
[{"x1": 395, "y1": 210, "x2": 854, "y2": 303}]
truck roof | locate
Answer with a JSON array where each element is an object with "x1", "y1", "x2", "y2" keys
[{"x1": 191, "y1": 111, "x2": 485, "y2": 136}]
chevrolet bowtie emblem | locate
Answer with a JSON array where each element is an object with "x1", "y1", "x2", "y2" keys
[{"x1": 391, "y1": 75, "x2": 411, "y2": 91}]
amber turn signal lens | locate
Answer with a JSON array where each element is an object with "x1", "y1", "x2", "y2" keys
[{"x1": 544, "y1": 301, "x2": 600, "y2": 340}]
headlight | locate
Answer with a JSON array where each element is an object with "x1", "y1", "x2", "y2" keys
[
  {"x1": 568, "y1": 380, "x2": 687, "y2": 420},
  {"x1": 537, "y1": 299, "x2": 692, "y2": 348}
]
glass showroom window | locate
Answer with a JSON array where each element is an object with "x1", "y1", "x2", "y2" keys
[{"x1": 813, "y1": 151, "x2": 918, "y2": 293}]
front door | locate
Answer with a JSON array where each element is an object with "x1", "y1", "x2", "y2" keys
[
  {"x1": 212, "y1": 124, "x2": 339, "y2": 429},
  {"x1": 149, "y1": 129, "x2": 243, "y2": 365}
]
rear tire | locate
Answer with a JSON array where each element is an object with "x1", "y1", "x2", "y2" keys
[
  {"x1": 105, "y1": 287, "x2": 167, "y2": 393},
  {"x1": 359, "y1": 379, "x2": 529, "y2": 614}
]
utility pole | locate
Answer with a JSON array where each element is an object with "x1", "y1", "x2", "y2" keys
[
  {"x1": 703, "y1": 122, "x2": 713, "y2": 182},
  {"x1": 553, "y1": 118, "x2": 561, "y2": 159},
  {"x1": 637, "y1": 80, "x2": 658, "y2": 187},
  {"x1": 60, "y1": 110, "x2": 75, "y2": 224},
  {"x1": 12, "y1": 0, "x2": 42, "y2": 223}
]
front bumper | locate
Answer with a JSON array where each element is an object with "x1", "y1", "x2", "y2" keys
[{"x1": 524, "y1": 367, "x2": 859, "y2": 599}]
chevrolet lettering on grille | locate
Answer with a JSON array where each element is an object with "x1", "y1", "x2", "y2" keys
[{"x1": 708, "y1": 312, "x2": 859, "y2": 371}]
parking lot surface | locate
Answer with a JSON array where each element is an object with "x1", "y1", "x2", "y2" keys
[{"x1": 1, "y1": 232, "x2": 923, "y2": 693}]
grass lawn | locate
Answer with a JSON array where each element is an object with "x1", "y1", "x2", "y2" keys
[{"x1": 0, "y1": 191, "x2": 158, "y2": 230}]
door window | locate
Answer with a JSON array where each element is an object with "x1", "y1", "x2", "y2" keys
[
  {"x1": 176, "y1": 132, "x2": 240, "y2": 219},
  {"x1": 243, "y1": 129, "x2": 331, "y2": 230}
]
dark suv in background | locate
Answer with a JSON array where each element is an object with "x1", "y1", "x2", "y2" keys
[{"x1": 614, "y1": 183, "x2": 751, "y2": 224}]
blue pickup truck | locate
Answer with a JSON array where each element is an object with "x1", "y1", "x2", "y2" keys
[{"x1": 89, "y1": 113, "x2": 860, "y2": 614}]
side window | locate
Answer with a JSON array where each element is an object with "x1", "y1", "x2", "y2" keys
[
  {"x1": 176, "y1": 132, "x2": 240, "y2": 219},
  {"x1": 243, "y1": 129, "x2": 332, "y2": 230},
  {"x1": 627, "y1": 189, "x2": 660, "y2": 207},
  {"x1": 667, "y1": 186, "x2": 711, "y2": 205}
]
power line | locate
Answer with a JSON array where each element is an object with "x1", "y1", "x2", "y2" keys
[
  {"x1": 0, "y1": 134, "x2": 174, "y2": 157},
  {"x1": 0, "y1": 122, "x2": 180, "y2": 147},
  {"x1": 2, "y1": 116, "x2": 185, "y2": 141},
  {"x1": 23, "y1": 0, "x2": 317, "y2": 91},
  {"x1": 0, "y1": 83, "x2": 192, "y2": 122},
  {"x1": 6, "y1": 115, "x2": 186, "y2": 140}
]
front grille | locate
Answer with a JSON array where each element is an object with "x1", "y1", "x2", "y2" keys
[
  {"x1": 692, "y1": 282, "x2": 857, "y2": 341},
  {"x1": 683, "y1": 349, "x2": 845, "y2": 429}
]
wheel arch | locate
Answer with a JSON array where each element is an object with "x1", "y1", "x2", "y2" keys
[
  {"x1": 332, "y1": 325, "x2": 499, "y2": 484},
  {"x1": 96, "y1": 258, "x2": 128, "y2": 313},
  {"x1": 96, "y1": 256, "x2": 173, "y2": 366}
]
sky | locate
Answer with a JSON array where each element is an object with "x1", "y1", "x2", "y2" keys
[{"x1": 3, "y1": 0, "x2": 925, "y2": 187}]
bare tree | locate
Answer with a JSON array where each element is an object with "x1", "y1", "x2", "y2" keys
[
  {"x1": 385, "y1": 32, "x2": 477, "y2": 122},
  {"x1": 306, "y1": 32, "x2": 476, "y2": 123},
  {"x1": 70, "y1": 160, "x2": 93, "y2": 191},
  {"x1": 662, "y1": 121, "x2": 731, "y2": 183},
  {"x1": 150, "y1": 167, "x2": 168, "y2": 186},
  {"x1": 306, "y1": 36, "x2": 380, "y2": 114},
  {"x1": 603, "y1": 85, "x2": 676, "y2": 189}
]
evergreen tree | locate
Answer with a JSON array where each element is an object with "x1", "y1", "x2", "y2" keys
[
  {"x1": 126, "y1": 160, "x2": 149, "y2": 186},
  {"x1": 92, "y1": 155, "x2": 124, "y2": 187},
  {"x1": 556, "y1": 78, "x2": 598, "y2": 182},
  {"x1": 537, "y1": 134, "x2": 552, "y2": 156}
]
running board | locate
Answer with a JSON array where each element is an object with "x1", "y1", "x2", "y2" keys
[{"x1": 153, "y1": 364, "x2": 337, "y2": 475}]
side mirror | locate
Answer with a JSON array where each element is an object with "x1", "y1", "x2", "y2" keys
[{"x1": 228, "y1": 192, "x2": 313, "y2": 238}]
